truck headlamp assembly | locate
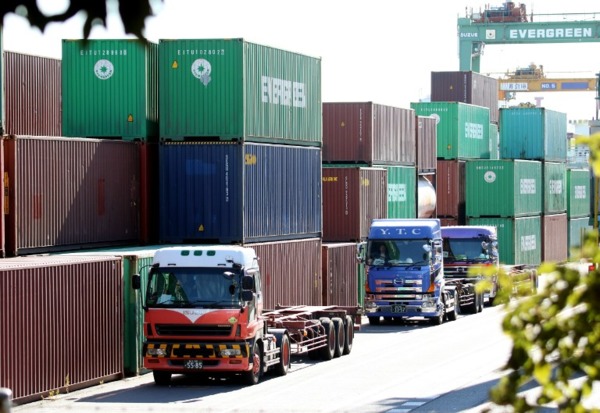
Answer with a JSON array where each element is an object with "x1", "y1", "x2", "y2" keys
[
  {"x1": 220, "y1": 348, "x2": 242, "y2": 357},
  {"x1": 147, "y1": 348, "x2": 167, "y2": 357}
]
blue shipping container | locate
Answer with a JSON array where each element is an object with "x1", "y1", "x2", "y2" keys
[{"x1": 159, "y1": 142, "x2": 322, "y2": 243}]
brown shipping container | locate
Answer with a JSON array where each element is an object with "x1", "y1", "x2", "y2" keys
[
  {"x1": 542, "y1": 213, "x2": 568, "y2": 263},
  {"x1": 0, "y1": 255, "x2": 123, "y2": 404},
  {"x1": 4, "y1": 136, "x2": 141, "y2": 255},
  {"x1": 322, "y1": 167, "x2": 387, "y2": 242},
  {"x1": 436, "y1": 160, "x2": 466, "y2": 223},
  {"x1": 322, "y1": 242, "x2": 360, "y2": 307},
  {"x1": 322, "y1": 102, "x2": 416, "y2": 165},
  {"x1": 139, "y1": 142, "x2": 159, "y2": 244},
  {"x1": 440, "y1": 217, "x2": 460, "y2": 226},
  {"x1": 4, "y1": 51, "x2": 62, "y2": 136},
  {"x1": 417, "y1": 115, "x2": 437, "y2": 173},
  {"x1": 250, "y1": 238, "x2": 322, "y2": 310},
  {"x1": 430, "y1": 71, "x2": 499, "y2": 124}
]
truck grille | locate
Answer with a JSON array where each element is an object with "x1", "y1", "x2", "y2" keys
[{"x1": 155, "y1": 324, "x2": 233, "y2": 336}]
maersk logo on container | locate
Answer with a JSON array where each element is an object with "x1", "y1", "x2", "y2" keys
[
  {"x1": 520, "y1": 179, "x2": 536, "y2": 194},
  {"x1": 521, "y1": 235, "x2": 537, "y2": 251},
  {"x1": 509, "y1": 27, "x2": 593, "y2": 40},
  {"x1": 388, "y1": 184, "x2": 406, "y2": 202},
  {"x1": 262, "y1": 76, "x2": 306, "y2": 108},
  {"x1": 549, "y1": 180, "x2": 563, "y2": 195},
  {"x1": 575, "y1": 185, "x2": 587, "y2": 199},
  {"x1": 465, "y1": 122, "x2": 484, "y2": 139}
]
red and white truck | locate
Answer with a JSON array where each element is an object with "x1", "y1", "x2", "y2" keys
[{"x1": 132, "y1": 246, "x2": 360, "y2": 385}]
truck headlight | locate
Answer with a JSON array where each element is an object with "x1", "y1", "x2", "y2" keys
[
  {"x1": 220, "y1": 348, "x2": 242, "y2": 357},
  {"x1": 147, "y1": 348, "x2": 167, "y2": 357},
  {"x1": 421, "y1": 300, "x2": 436, "y2": 310}
]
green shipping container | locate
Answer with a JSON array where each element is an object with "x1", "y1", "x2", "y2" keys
[
  {"x1": 410, "y1": 102, "x2": 490, "y2": 160},
  {"x1": 489, "y1": 123, "x2": 499, "y2": 160},
  {"x1": 543, "y1": 162, "x2": 567, "y2": 214},
  {"x1": 568, "y1": 216, "x2": 592, "y2": 255},
  {"x1": 567, "y1": 168, "x2": 591, "y2": 218},
  {"x1": 468, "y1": 216, "x2": 541, "y2": 265},
  {"x1": 378, "y1": 165, "x2": 416, "y2": 218},
  {"x1": 159, "y1": 38, "x2": 322, "y2": 145},
  {"x1": 466, "y1": 159, "x2": 542, "y2": 217},
  {"x1": 62, "y1": 39, "x2": 159, "y2": 141}
]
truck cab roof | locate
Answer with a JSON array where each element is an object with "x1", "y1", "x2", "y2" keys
[
  {"x1": 152, "y1": 246, "x2": 259, "y2": 269},
  {"x1": 441, "y1": 225, "x2": 497, "y2": 239},
  {"x1": 368, "y1": 218, "x2": 441, "y2": 240}
]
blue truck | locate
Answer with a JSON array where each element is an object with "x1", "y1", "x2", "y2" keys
[{"x1": 359, "y1": 218, "x2": 478, "y2": 325}]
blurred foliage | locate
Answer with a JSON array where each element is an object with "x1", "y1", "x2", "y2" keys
[{"x1": 2, "y1": 0, "x2": 157, "y2": 38}]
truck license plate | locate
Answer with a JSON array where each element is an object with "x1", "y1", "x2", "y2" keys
[
  {"x1": 184, "y1": 359, "x2": 203, "y2": 370},
  {"x1": 392, "y1": 305, "x2": 406, "y2": 313}
]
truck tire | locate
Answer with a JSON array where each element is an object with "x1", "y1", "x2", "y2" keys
[
  {"x1": 477, "y1": 292, "x2": 484, "y2": 313},
  {"x1": 429, "y1": 309, "x2": 444, "y2": 326},
  {"x1": 274, "y1": 334, "x2": 291, "y2": 376},
  {"x1": 368, "y1": 316, "x2": 381, "y2": 326},
  {"x1": 319, "y1": 317, "x2": 336, "y2": 361},
  {"x1": 153, "y1": 371, "x2": 171, "y2": 386},
  {"x1": 243, "y1": 342, "x2": 262, "y2": 385},
  {"x1": 343, "y1": 315, "x2": 354, "y2": 355},
  {"x1": 446, "y1": 297, "x2": 458, "y2": 321},
  {"x1": 331, "y1": 317, "x2": 345, "y2": 358}
]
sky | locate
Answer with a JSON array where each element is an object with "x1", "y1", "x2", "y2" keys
[{"x1": 2, "y1": 0, "x2": 600, "y2": 122}]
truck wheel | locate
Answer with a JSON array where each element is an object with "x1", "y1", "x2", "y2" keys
[
  {"x1": 319, "y1": 317, "x2": 336, "y2": 361},
  {"x1": 274, "y1": 334, "x2": 291, "y2": 376},
  {"x1": 243, "y1": 342, "x2": 262, "y2": 385},
  {"x1": 429, "y1": 309, "x2": 444, "y2": 326},
  {"x1": 153, "y1": 371, "x2": 172, "y2": 386},
  {"x1": 331, "y1": 317, "x2": 345, "y2": 358},
  {"x1": 343, "y1": 315, "x2": 354, "y2": 355},
  {"x1": 477, "y1": 293, "x2": 484, "y2": 313},
  {"x1": 446, "y1": 297, "x2": 458, "y2": 321},
  {"x1": 367, "y1": 316, "x2": 380, "y2": 326}
]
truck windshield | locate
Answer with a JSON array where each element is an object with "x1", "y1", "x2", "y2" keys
[
  {"x1": 146, "y1": 267, "x2": 242, "y2": 309},
  {"x1": 443, "y1": 238, "x2": 492, "y2": 263},
  {"x1": 367, "y1": 239, "x2": 431, "y2": 266}
]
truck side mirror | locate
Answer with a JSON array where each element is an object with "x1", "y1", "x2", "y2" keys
[
  {"x1": 241, "y1": 275, "x2": 255, "y2": 290},
  {"x1": 132, "y1": 274, "x2": 141, "y2": 290},
  {"x1": 356, "y1": 242, "x2": 366, "y2": 263},
  {"x1": 241, "y1": 290, "x2": 254, "y2": 302}
]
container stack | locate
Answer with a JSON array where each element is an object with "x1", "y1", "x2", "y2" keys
[{"x1": 567, "y1": 167, "x2": 593, "y2": 252}]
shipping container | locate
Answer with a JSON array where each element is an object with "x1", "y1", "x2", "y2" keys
[
  {"x1": 322, "y1": 242, "x2": 360, "y2": 306},
  {"x1": 418, "y1": 175, "x2": 437, "y2": 218},
  {"x1": 440, "y1": 217, "x2": 460, "y2": 226},
  {"x1": 322, "y1": 166, "x2": 387, "y2": 242},
  {"x1": 4, "y1": 136, "x2": 141, "y2": 256},
  {"x1": 568, "y1": 216, "x2": 592, "y2": 255},
  {"x1": 139, "y1": 142, "x2": 159, "y2": 244},
  {"x1": 567, "y1": 168, "x2": 591, "y2": 218},
  {"x1": 468, "y1": 215, "x2": 541, "y2": 265},
  {"x1": 489, "y1": 123, "x2": 499, "y2": 160},
  {"x1": 410, "y1": 102, "x2": 490, "y2": 160},
  {"x1": 159, "y1": 142, "x2": 322, "y2": 244},
  {"x1": 4, "y1": 51, "x2": 61, "y2": 136},
  {"x1": 542, "y1": 213, "x2": 568, "y2": 263},
  {"x1": 543, "y1": 162, "x2": 567, "y2": 214},
  {"x1": 466, "y1": 159, "x2": 542, "y2": 218},
  {"x1": 436, "y1": 160, "x2": 466, "y2": 223},
  {"x1": 416, "y1": 115, "x2": 437, "y2": 173},
  {"x1": 380, "y1": 165, "x2": 416, "y2": 218},
  {"x1": 430, "y1": 71, "x2": 499, "y2": 124},
  {"x1": 322, "y1": 102, "x2": 416, "y2": 165},
  {"x1": 62, "y1": 39, "x2": 158, "y2": 140},
  {"x1": 499, "y1": 107, "x2": 567, "y2": 162},
  {"x1": 251, "y1": 238, "x2": 322, "y2": 310},
  {"x1": 159, "y1": 38, "x2": 321, "y2": 145},
  {"x1": 0, "y1": 255, "x2": 123, "y2": 404}
]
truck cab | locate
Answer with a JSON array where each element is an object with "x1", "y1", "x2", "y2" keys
[{"x1": 359, "y1": 219, "x2": 457, "y2": 326}]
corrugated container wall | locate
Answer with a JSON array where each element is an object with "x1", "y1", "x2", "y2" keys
[
  {"x1": 567, "y1": 168, "x2": 591, "y2": 218},
  {"x1": 436, "y1": 160, "x2": 466, "y2": 223},
  {"x1": 322, "y1": 167, "x2": 387, "y2": 242},
  {"x1": 430, "y1": 71, "x2": 499, "y2": 124},
  {"x1": 322, "y1": 243, "x2": 360, "y2": 306},
  {"x1": 322, "y1": 102, "x2": 416, "y2": 165},
  {"x1": 542, "y1": 213, "x2": 568, "y2": 263},
  {"x1": 489, "y1": 123, "x2": 499, "y2": 160},
  {"x1": 499, "y1": 107, "x2": 567, "y2": 162},
  {"x1": 62, "y1": 39, "x2": 159, "y2": 140},
  {"x1": 383, "y1": 165, "x2": 416, "y2": 218},
  {"x1": 251, "y1": 238, "x2": 322, "y2": 310},
  {"x1": 159, "y1": 142, "x2": 322, "y2": 244},
  {"x1": 468, "y1": 216, "x2": 541, "y2": 265},
  {"x1": 4, "y1": 51, "x2": 61, "y2": 136},
  {"x1": 0, "y1": 255, "x2": 123, "y2": 404},
  {"x1": 568, "y1": 216, "x2": 592, "y2": 254},
  {"x1": 466, "y1": 159, "x2": 542, "y2": 218},
  {"x1": 410, "y1": 102, "x2": 490, "y2": 160},
  {"x1": 543, "y1": 162, "x2": 567, "y2": 213},
  {"x1": 159, "y1": 38, "x2": 321, "y2": 145},
  {"x1": 416, "y1": 115, "x2": 437, "y2": 173},
  {"x1": 4, "y1": 136, "x2": 141, "y2": 256}
]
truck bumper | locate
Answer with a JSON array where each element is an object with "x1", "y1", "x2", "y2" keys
[{"x1": 364, "y1": 302, "x2": 442, "y2": 319}]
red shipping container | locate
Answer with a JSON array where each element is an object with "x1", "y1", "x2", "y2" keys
[
  {"x1": 542, "y1": 213, "x2": 568, "y2": 263},
  {"x1": 417, "y1": 115, "x2": 437, "y2": 173},
  {"x1": 0, "y1": 255, "x2": 123, "y2": 404},
  {"x1": 322, "y1": 242, "x2": 360, "y2": 306},
  {"x1": 322, "y1": 167, "x2": 387, "y2": 242},
  {"x1": 322, "y1": 102, "x2": 416, "y2": 165},
  {"x1": 436, "y1": 160, "x2": 466, "y2": 224},
  {"x1": 440, "y1": 217, "x2": 460, "y2": 227}
]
